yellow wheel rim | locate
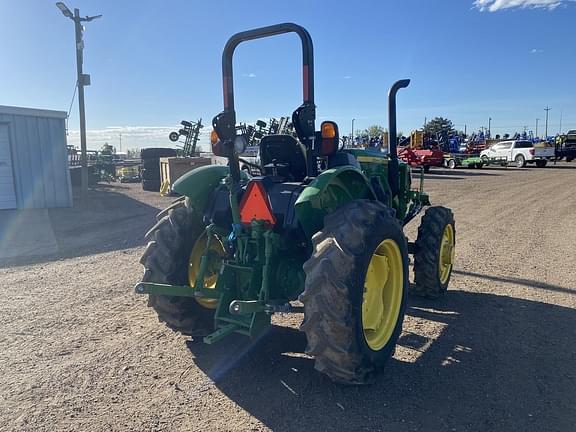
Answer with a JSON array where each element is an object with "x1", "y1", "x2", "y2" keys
[
  {"x1": 188, "y1": 233, "x2": 225, "y2": 309},
  {"x1": 438, "y1": 224, "x2": 455, "y2": 285},
  {"x1": 362, "y1": 239, "x2": 404, "y2": 351}
]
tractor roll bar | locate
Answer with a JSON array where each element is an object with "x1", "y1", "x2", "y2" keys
[
  {"x1": 388, "y1": 79, "x2": 410, "y2": 198},
  {"x1": 214, "y1": 23, "x2": 316, "y2": 182},
  {"x1": 222, "y1": 23, "x2": 314, "y2": 112}
]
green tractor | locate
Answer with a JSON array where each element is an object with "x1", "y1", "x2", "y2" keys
[{"x1": 135, "y1": 23, "x2": 455, "y2": 384}]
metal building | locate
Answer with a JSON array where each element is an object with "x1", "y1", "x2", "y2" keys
[{"x1": 0, "y1": 105, "x2": 72, "y2": 210}]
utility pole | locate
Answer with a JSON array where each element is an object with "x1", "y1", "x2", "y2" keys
[
  {"x1": 559, "y1": 111, "x2": 563, "y2": 134},
  {"x1": 488, "y1": 117, "x2": 492, "y2": 138},
  {"x1": 56, "y1": 2, "x2": 102, "y2": 200},
  {"x1": 544, "y1": 106, "x2": 551, "y2": 138},
  {"x1": 535, "y1": 118, "x2": 539, "y2": 137},
  {"x1": 119, "y1": 133, "x2": 122, "y2": 152},
  {"x1": 351, "y1": 118, "x2": 355, "y2": 144}
]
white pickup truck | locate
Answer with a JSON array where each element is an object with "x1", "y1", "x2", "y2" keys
[{"x1": 480, "y1": 140, "x2": 555, "y2": 168}]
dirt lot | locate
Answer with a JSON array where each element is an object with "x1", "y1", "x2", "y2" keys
[{"x1": 1, "y1": 163, "x2": 575, "y2": 432}]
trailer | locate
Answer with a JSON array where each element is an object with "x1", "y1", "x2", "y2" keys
[
  {"x1": 444, "y1": 153, "x2": 483, "y2": 169},
  {"x1": 444, "y1": 153, "x2": 508, "y2": 169},
  {"x1": 397, "y1": 147, "x2": 444, "y2": 172}
]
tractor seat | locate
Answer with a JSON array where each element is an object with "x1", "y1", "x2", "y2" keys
[{"x1": 259, "y1": 135, "x2": 307, "y2": 182}]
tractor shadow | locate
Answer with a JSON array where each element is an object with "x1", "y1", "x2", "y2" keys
[
  {"x1": 543, "y1": 163, "x2": 576, "y2": 170},
  {"x1": 186, "y1": 290, "x2": 576, "y2": 431},
  {"x1": 413, "y1": 170, "x2": 501, "y2": 180},
  {"x1": 0, "y1": 183, "x2": 169, "y2": 268}
]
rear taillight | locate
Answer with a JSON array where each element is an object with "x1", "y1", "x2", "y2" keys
[{"x1": 529, "y1": 148, "x2": 535, "y2": 155}]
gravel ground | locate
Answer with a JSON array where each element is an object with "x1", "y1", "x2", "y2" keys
[{"x1": 1, "y1": 163, "x2": 575, "y2": 432}]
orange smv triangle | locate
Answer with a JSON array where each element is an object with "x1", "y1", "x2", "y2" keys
[{"x1": 239, "y1": 181, "x2": 277, "y2": 226}]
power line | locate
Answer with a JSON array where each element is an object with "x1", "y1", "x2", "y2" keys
[{"x1": 65, "y1": 81, "x2": 78, "y2": 135}]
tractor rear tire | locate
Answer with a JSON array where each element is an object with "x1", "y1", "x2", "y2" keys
[
  {"x1": 535, "y1": 160, "x2": 547, "y2": 168},
  {"x1": 140, "y1": 201, "x2": 213, "y2": 335},
  {"x1": 411, "y1": 206, "x2": 456, "y2": 299},
  {"x1": 300, "y1": 200, "x2": 408, "y2": 384}
]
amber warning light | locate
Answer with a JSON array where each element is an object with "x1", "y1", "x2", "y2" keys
[{"x1": 239, "y1": 181, "x2": 276, "y2": 226}]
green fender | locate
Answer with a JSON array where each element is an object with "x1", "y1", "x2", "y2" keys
[
  {"x1": 295, "y1": 166, "x2": 376, "y2": 238},
  {"x1": 173, "y1": 164, "x2": 250, "y2": 211},
  {"x1": 172, "y1": 165, "x2": 230, "y2": 210}
]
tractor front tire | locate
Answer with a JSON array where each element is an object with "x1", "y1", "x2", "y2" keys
[
  {"x1": 411, "y1": 206, "x2": 456, "y2": 299},
  {"x1": 140, "y1": 201, "x2": 213, "y2": 335},
  {"x1": 300, "y1": 200, "x2": 408, "y2": 384}
]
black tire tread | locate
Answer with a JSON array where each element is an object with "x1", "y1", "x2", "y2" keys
[
  {"x1": 412, "y1": 206, "x2": 455, "y2": 299},
  {"x1": 299, "y1": 200, "x2": 407, "y2": 384},
  {"x1": 140, "y1": 201, "x2": 212, "y2": 334}
]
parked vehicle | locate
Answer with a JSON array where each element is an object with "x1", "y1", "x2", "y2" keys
[
  {"x1": 118, "y1": 165, "x2": 141, "y2": 183},
  {"x1": 555, "y1": 131, "x2": 576, "y2": 162},
  {"x1": 480, "y1": 140, "x2": 554, "y2": 168}
]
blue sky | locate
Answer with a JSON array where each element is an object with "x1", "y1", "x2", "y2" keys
[{"x1": 1, "y1": 0, "x2": 575, "y2": 151}]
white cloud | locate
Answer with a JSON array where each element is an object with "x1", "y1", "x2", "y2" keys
[
  {"x1": 343, "y1": 75, "x2": 352, "y2": 79},
  {"x1": 474, "y1": 0, "x2": 574, "y2": 11},
  {"x1": 242, "y1": 73, "x2": 257, "y2": 78},
  {"x1": 530, "y1": 48, "x2": 544, "y2": 53},
  {"x1": 67, "y1": 125, "x2": 211, "y2": 152}
]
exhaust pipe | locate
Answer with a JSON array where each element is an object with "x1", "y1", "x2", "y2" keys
[{"x1": 388, "y1": 79, "x2": 410, "y2": 198}]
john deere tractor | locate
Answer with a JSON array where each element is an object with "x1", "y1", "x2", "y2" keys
[{"x1": 135, "y1": 23, "x2": 455, "y2": 384}]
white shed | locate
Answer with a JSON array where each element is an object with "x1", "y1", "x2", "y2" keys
[{"x1": 0, "y1": 105, "x2": 72, "y2": 209}]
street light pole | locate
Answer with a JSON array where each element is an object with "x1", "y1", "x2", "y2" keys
[
  {"x1": 351, "y1": 118, "x2": 355, "y2": 144},
  {"x1": 544, "y1": 106, "x2": 551, "y2": 138},
  {"x1": 73, "y1": 8, "x2": 89, "y2": 198},
  {"x1": 56, "y1": 2, "x2": 101, "y2": 200},
  {"x1": 535, "y1": 118, "x2": 539, "y2": 138}
]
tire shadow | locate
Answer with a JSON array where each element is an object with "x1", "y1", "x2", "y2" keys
[
  {"x1": 0, "y1": 183, "x2": 171, "y2": 268},
  {"x1": 186, "y1": 291, "x2": 576, "y2": 431}
]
